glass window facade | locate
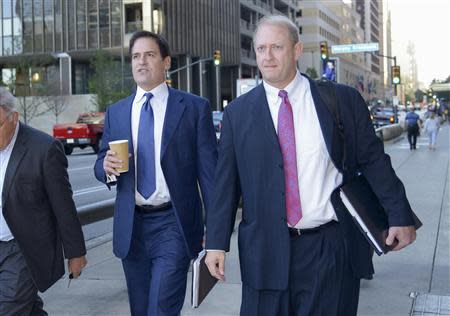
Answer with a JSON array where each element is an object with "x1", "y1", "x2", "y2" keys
[
  {"x1": 1, "y1": 0, "x2": 124, "y2": 56},
  {"x1": 44, "y1": 0, "x2": 54, "y2": 52},
  {"x1": 99, "y1": 0, "x2": 110, "y2": 47},
  {"x1": 34, "y1": 0, "x2": 43, "y2": 52},
  {"x1": 110, "y1": 1, "x2": 121, "y2": 47},
  {"x1": 88, "y1": 1, "x2": 98, "y2": 49},
  {"x1": 76, "y1": 0, "x2": 87, "y2": 49}
]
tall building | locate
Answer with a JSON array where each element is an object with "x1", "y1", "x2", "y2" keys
[
  {"x1": 296, "y1": 1, "x2": 341, "y2": 79},
  {"x1": 239, "y1": 0, "x2": 298, "y2": 79},
  {"x1": 385, "y1": 10, "x2": 393, "y2": 100},
  {"x1": 296, "y1": 0, "x2": 373, "y2": 100},
  {"x1": 327, "y1": 1, "x2": 369, "y2": 99},
  {"x1": 355, "y1": 0, "x2": 385, "y2": 102},
  {"x1": 0, "y1": 0, "x2": 241, "y2": 107},
  {"x1": 406, "y1": 41, "x2": 419, "y2": 92}
]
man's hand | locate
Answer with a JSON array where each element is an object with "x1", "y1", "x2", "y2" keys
[
  {"x1": 68, "y1": 256, "x2": 87, "y2": 278},
  {"x1": 103, "y1": 150, "x2": 122, "y2": 177},
  {"x1": 386, "y1": 226, "x2": 416, "y2": 251},
  {"x1": 205, "y1": 251, "x2": 226, "y2": 281}
]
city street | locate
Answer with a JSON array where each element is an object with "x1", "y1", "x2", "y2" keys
[
  {"x1": 41, "y1": 124, "x2": 450, "y2": 315},
  {"x1": 67, "y1": 149, "x2": 115, "y2": 241}
]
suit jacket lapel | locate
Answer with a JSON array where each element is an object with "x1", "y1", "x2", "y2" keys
[
  {"x1": 307, "y1": 76, "x2": 343, "y2": 170},
  {"x1": 251, "y1": 84, "x2": 280, "y2": 150},
  {"x1": 161, "y1": 88, "x2": 186, "y2": 160},
  {"x1": 120, "y1": 93, "x2": 136, "y2": 163},
  {"x1": 2, "y1": 122, "x2": 28, "y2": 206}
]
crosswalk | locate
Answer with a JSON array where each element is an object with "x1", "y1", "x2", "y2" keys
[{"x1": 393, "y1": 123, "x2": 448, "y2": 150}]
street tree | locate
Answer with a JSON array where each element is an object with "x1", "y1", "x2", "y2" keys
[
  {"x1": 42, "y1": 79, "x2": 69, "y2": 124},
  {"x1": 6, "y1": 58, "x2": 52, "y2": 124},
  {"x1": 88, "y1": 50, "x2": 128, "y2": 112},
  {"x1": 414, "y1": 89, "x2": 425, "y2": 103},
  {"x1": 444, "y1": 75, "x2": 450, "y2": 83},
  {"x1": 306, "y1": 67, "x2": 318, "y2": 79}
]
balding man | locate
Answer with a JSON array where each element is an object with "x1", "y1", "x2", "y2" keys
[
  {"x1": 205, "y1": 15, "x2": 416, "y2": 316},
  {"x1": 0, "y1": 87, "x2": 86, "y2": 315}
]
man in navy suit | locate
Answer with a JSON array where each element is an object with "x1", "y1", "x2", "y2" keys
[
  {"x1": 205, "y1": 15, "x2": 416, "y2": 316},
  {"x1": 94, "y1": 31, "x2": 217, "y2": 315}
]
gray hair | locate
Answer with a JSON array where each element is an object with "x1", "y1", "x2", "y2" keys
[
  {"x1": 0, "y1": 86, "x2": 17, "y2": 113},
  {"x1": 253, "y1": 15, "x2": 300, "y2": 45}
]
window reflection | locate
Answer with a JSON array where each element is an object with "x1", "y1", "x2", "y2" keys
[
  {"x1": 99, "y1": 0, "x2": 110, "y2": 47},
  {"x1": 88, "y1": 1, "x2": 98, "y2": 48},
  {"x1": 111, "y1": 1, "x2": 121, "y2": 47},
  {"x1": 77, "y1": 1, "x2": 87, "y2": 49}
]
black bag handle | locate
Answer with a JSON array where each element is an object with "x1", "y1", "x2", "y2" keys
[{"x1": 315, "y1": 78, "x2": 347, "y2": 171}]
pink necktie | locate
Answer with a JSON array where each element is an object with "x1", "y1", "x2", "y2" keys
[{"x1": 277, "y1": 90, "x2": 302, "y2": 226}]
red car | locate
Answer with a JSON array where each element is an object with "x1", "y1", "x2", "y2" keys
[{"x1": 53, "y1": 112, "x2": 104, "y2": 155}]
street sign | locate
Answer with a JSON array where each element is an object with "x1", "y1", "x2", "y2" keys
[{"x1": 331, "y1": 43, "x2": 379, "y2": 54}]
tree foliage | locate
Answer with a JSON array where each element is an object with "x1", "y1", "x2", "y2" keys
[
  {"x1": 305, "y1": 67, "x2": 319, "y2": 79},
  {"x1": 414, "y1": 89, "x2": 425, "y2": 103},
  {"x1": 88, "y1": 51, "x2": 129, "y2": 112}
]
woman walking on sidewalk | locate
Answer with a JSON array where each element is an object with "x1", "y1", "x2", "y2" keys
[{"x1": 424, "y1": 112, "x2": 440, "y2": 150}]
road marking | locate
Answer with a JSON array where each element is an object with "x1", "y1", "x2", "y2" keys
[
  {"x1": 73, "y1": 185, "x2": 108, "y2": 197},
  {"x1": 68, "y1": 166, "x2": 93, "y2": 172}
]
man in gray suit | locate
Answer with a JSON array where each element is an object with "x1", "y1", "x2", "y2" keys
[{"x1": 0, "y1": 87, "x2": 87, "y2": 315}]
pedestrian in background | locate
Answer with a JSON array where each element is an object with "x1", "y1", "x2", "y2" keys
[
  {"x1": 424, "y1": 112, "x2": 440, "y2": 150},
  {"x1": 205, "y1": 15, "x2": 417, "y2": 316},
  {"x1": 0, "y1": 87, "x2": 87, "y2": 315},
  {"x1": 405, "y1": 107, "x2": 421, "y2": 150},
  {"x1": 94, "y1": 31, "x2": 217, "y2": 316}
]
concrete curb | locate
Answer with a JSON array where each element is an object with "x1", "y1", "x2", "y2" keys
[{"x1": 376, "y1": 123, "x2": 403, "y2": 141}]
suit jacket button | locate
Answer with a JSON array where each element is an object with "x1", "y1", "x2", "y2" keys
[
  {"x1": 281, "y1": 191, "x2": 285, "y2": 197},
  {"x1": 278, "y1": 163, "x2": 283, "y2": 169}
]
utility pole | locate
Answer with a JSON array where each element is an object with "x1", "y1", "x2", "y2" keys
[
  {"x1": 167, "y1": 51, "x2": 222, "y2": 110},
  {"x1": 120, "y1": 0, "x2": 125, "y2": 91},
  {"x1": 375, "y1": 52, "x2": 399, "y2": 122}
]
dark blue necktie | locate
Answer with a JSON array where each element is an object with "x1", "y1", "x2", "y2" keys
[{"x1": 137, "y1": 92, "x2": 156, "y2": 199}]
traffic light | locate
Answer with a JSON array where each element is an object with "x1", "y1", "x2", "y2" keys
[
  {"x1": 213, "y1": 50, "x2": 221, "y2": 66},
  {"x1": 320, "y1": 41, "x2": 328, "y2": 60},
  {"x1": 391, "y1": 66, "x2": 401, "y2": 84}
]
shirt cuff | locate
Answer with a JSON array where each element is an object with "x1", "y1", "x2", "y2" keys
[
  {"x1": 106, "y1": 174, "x2": 117, "y2": 183},
  {"x1": 206, "y1": 249, "x2": 226, "y2": 253}
]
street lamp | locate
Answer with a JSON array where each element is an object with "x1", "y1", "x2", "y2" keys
[{"x1": 31, "y1": 72, "x2": 40, "y2": 82}]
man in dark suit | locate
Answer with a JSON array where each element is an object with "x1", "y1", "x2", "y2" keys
[
  {"x1": 205, "y1": 15, "x2": 416, "y2": 316},
  {"x1": 94, "y1": 31, "x2": 217, "y2": 315},
  {"x1": 0, "y1": 87, "x2": 87, "y2": 315}
]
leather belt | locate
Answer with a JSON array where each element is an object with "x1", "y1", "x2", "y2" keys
[
  {"x1": 135, "y1": 202, "x2": 172, "y2": 214},
  {"x1": 288, "y1": 221, "x2": 337, "y2": 237}
]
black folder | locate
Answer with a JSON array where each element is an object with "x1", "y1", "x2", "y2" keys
[
  {"x1": 339, "y1": 174, "x2": 422, "y2": 256},
  {"x1": 191, "y1": 250, "x2": 218, "y2": 308}
]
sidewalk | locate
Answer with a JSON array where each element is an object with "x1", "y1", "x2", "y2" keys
[{"x1": 43, "y1": 125, "x2": 450, "y2": 316}]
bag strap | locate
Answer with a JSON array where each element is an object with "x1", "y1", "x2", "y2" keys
[{"x1": 314, "y1": 78, "x2": 347, "y2": 171}]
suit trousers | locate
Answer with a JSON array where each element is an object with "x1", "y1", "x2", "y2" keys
[
  {"x1": 0, "y1": 239, "x2": 47, "y2": 316},
  {"x1": 240, "y1": 222, "x2": 360, "y2": 316},
  {"x1": 407, "y1": 125, "x2": 419, "y2": 149},
  {"x1": 122, "y1": 208, "x2": 191, "y2": 316}
]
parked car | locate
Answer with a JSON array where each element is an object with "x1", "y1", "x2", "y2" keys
[
  {"x1": 212, "y1": 111, "x2": 223, "y2": 140},
  {"x1": 371, "y1": 108, "x2": 396, "y2": 128},
  {"x1": 53, "y1": 112, "x2": 104, "y2": 155}
]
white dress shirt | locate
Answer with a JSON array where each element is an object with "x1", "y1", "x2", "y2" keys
[
  {"x1": 263, "y1": 71, "x2": 341, "y2": 229},
  {"x1": 0, "y1": 122, "x2": 19, "y2": 241},
  {"x1": 132, "y1": 83, "x2": 171, "y2": 206}
]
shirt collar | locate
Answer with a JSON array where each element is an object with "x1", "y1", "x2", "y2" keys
[
  {"x1": 135, "y1": 82, "x2": 169, "y2": 104},
  {"x1": 263, "y1": 71, "x2": 303, "y2": 105},
  {"x1": 1, "y1": 120, "x2": 19, "y2": 154}
]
